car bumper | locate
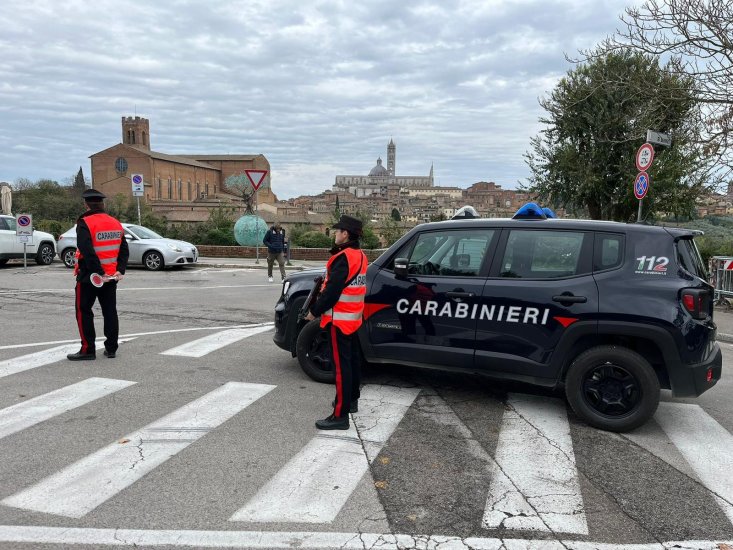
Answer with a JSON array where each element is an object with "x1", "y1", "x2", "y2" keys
[
  {"x1": 164, "y1": 251, "x2": 199, "y2": 265},
  {"x1": 669, "y1": 342, "x2": 722, "y2": 397}
]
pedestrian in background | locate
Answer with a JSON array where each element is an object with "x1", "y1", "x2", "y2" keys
[
  {"x1": 305, "y1": 215, "x2": 368, "y2": 430},
  {"x1": 263, "y1": 222, "x2": 286, "y2": 282},
  {"x1": 67, "y1": 189, "x2": 129, "y2": 361}
]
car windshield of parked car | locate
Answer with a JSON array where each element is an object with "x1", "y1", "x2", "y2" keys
[{"x1": 127, "y1": 225, "x2": 163, "y2": 240}]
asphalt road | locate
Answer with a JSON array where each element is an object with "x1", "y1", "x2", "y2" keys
[{"x1": 0, "y1": 262, "x2": 732, "y2": 550}]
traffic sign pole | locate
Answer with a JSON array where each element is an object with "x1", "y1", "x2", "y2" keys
[{"x1": 637, "y1": 198, "x2": 643, "y2": 223}]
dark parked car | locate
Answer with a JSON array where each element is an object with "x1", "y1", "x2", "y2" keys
[{"x1": 273, "y1": 204, "x2": 721, "y2": 432}]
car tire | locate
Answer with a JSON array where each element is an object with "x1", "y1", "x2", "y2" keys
[
  {"x1": 35, "y1": 243, "x2": 55, "y2": 265},
  {"x1": 61, "y1": 248, "x2": 76, "y2": 269},
  {"x1": 143, "y1": 251, "x2": 164, "y2": 271},
  {"x1": 565, "y1": 345, "x2": 660, "y2": 433},
  {"x1": 296, "y1": 319, "x2": 334, "y2": 383}
]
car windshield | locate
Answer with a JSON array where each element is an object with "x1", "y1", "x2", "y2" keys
[{"x1": 127, "y1": 225, "x2": 163, "y2": 240}]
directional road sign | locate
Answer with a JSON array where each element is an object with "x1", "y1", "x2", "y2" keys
[
  {"x1": 16, "y1": 214, "x2": 33, "y2": 236},
  {"x1": 245, "y1": 170, "x2": 268, "y2": 191},
  {"x1": 636, "y1": 143, "x2": 655, "y2": 172},
  {"x1": 647, "y1": 130, "x2": 672, "y2": 147},
  {"x1": 634, "y1": 171, "x2": 650, "y2": 200}
]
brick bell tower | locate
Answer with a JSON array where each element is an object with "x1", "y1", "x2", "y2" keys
[{"x1": 121, "y1": 116, "x2": 150, "y2": 150}]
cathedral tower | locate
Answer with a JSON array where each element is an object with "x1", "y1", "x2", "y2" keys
[
  {"x1": 121, "y1": 116, "x2": 150, "y2": 150},
  {"x1": 387, "y1": 138, "x2": 396, "y2": 176}
]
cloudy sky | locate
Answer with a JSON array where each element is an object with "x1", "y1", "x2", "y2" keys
[{"x1": 0, "y1": 0, "x2": 634, "y2": 199}]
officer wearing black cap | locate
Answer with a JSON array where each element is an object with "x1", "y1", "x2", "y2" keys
[
  {"x1": 305, "y1": 215, "x2": 368, "y2": 429},
  {"x1": 67, "y1": 189, "x2": 129, "y2": 361}
]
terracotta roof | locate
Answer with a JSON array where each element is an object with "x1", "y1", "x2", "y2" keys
[
  {"x1": 147, "y1": 151, "x2": 217, "y2": 169},
  {"x1": 177, "y1": 155, "x2": 262, "y2": 161}
]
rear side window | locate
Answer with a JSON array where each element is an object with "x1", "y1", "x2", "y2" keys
[
  {"x1": 594, "y1": 233, "x2": 625, "y2": 272},
  {"x1": 676, "y1": 237, "x2": 708, "y2": 280},
  {"x1": 500, "y1": 230, "x2": 587, "y2": 278}
]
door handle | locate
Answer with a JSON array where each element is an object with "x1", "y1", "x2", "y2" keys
[
  {"x1": 446, "y1": 291, "x2": 475, "y2": 299},
  {"x1": 552, "y1": 294, "x2": 587, "y2": 304}
]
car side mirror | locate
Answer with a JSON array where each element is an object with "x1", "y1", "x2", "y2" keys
[
  {"x1": 394, "y1": 257, "x2": 409, "y2": 278},
  {"x1": 125, "y1": 234, "x2": 134, "y2": 240}
]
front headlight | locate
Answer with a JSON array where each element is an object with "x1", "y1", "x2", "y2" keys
[
  {"x1": 166, "y1": 243, "x2": 182, "y2": 252},
  {"x1": 282, "y1": 281, "x2": 291, "y2": 296}
]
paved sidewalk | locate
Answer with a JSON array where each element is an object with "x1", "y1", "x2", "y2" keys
[{"x1": 715, "y1": 307, "x2": 733, "y2": 344}]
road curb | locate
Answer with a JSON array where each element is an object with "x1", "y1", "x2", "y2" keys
[
  {"x1": 717, "y1": 332, "x2": 733, "y2": 344},
  {"x1": 196, "y1": 262, "x2": 309, "y2": 271}
]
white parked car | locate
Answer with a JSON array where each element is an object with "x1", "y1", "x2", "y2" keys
[
  {"x1": 0, "y1": 215, "x2": 57, "y2": 266},
  {"x1": 58, "y1": 223, "x2": 198, "y2": 271}
]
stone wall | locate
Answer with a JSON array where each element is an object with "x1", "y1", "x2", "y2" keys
[{"x1": 196, "y1": 245, "x2": 387, "y2": 261}]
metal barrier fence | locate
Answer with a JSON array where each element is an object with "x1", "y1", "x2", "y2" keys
[{"x1": 710, "y1": 256, "x2": 733, "y2": 303}]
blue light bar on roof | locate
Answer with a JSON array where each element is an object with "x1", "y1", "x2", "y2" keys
[
  {"x1": 542, "y1": 207, "x2": 557, "y2": 218},
  {"x1": 512, "y1": 202, "x2": 547, "y2": 220}
]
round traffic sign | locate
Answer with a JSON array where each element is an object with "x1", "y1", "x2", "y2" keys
[
  {"x1": 17, "y1": 215, "x2": 31, "y2": 227},
  {"x1": 634, "y1": 171, "x2": 650, "y2": 200},
  {"x1": 132, "y1": 174, "x2": 143, "y2": 185},
  {"x1": 636, "y1": 143, "x2": 655, "y2": 172}
]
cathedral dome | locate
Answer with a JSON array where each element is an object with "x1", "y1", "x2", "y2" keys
[{"x1": 369, "y1": 157, "x2": 389, "y2": 177}]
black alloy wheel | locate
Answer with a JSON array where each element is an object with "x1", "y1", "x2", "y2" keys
[
  {"x1": 565, "y1": 345, "x2": 659, "y2": 432},
  {"x1": 35, "y1": 243, "x2": 55, "y2": 265},
  {"x1": 296, "y1": 319, "x2": 334, "y2": 383}
]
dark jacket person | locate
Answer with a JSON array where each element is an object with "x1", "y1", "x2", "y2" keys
[
  {"x1": 67, "y1": 189, "x2": 129, "y2": 361},
  {"x1": 305, "y1": 215, "x2": 368, "y2": 430}
]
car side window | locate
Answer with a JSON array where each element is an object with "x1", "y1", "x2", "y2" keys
[
  {"x1": 4, "y1": 217, "x2": 16, "y2": 231},
  {"x1": 0, "y1": 218, "x2": 8, "y2": 230},
  {"x1": 407, "y1": 229, "x2": 494, "y2": 277},
  {"x1": 593, "y1": 233, "x2": 624, "y2": 272},
  {"x1": 500, "y1": 230, "x2": 586, "y2": 278}
]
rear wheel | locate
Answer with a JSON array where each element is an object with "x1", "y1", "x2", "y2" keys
[
  {"x1": 61, "y1": 248, "x2": 76, "y2": 268},
  {"x1": 296, "y1": 319, "x2": 333, "y2": 383},
  {"x1": 143, "y1": 251, "x2": 164, "y2": 271},
  {"x1": 565, "y1": 345, "x2": 659, "y2": 432},
  {"x1": 35, "y1": 243, "x2": 55, "y2": 265}
]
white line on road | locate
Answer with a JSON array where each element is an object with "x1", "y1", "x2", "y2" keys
[
  {"x1": 1, "y1": 382, "x2": 276, "y2": 518},
  {"x1": 160, "y1": 325, "x2": 274, "y2": 357},
  {"x1": 0, "y1": 284, "x2": 275, "y2": 295},
  {"x1": 0, "y1": 378, "x2": 136, "y2": 440},
  {"x1": 0, "y1": 338, "x2": 136, "y2": 378},
  {"x1": 0, "y1": 323, "x2": 273, "y2": 351},
  {"x1": 0, "y1": 525, "x2": 727, "y2": 549},
  {"x1": 229, "y1": 384, "x2": 420, "y2": 524},
  {"x1": 642, "y1": 402, "x2": 733, "y2": 525},
  {"x1": 483, "y1": 393, "x2": 588, "y2": 535}
]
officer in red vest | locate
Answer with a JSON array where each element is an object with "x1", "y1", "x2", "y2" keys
[
  {"x1": 67, "y1": 189, "x2": 129, "y2": 361},
  {"x1": 305, "y1": 215, "x2": 368, "y2": 430}
]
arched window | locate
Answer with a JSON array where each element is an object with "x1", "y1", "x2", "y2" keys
[
  {"x1": 178, "y1": 179, "x2": 182, "y2": 200},
  {"x1": 168, "y1": 177, "x2": 172, "y2": 198}
]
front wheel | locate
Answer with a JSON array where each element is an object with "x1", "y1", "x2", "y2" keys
[
  {"x1": 143, "y1": 251, "x2": 164, "y2": 271},
  {"x1": 565, "y1": 345, "x2": 659, "y2": 432},
  {"x1": 296, "y1": 319, "x2": 333, "y2": 383},
  {"x1": 35, "y1": 243, "x2": 55, "y2": 265}
]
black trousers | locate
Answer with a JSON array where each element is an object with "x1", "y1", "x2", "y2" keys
[
  {"x1": 329, "y1": 324, "x2": 361, "y2": 418},
  {"x1": 75, "y1": 281, "x2": 119, "y2": 354}
]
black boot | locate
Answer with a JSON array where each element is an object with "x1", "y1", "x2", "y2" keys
[
  {"x1": 315, "y1": 414, "x2": 349, "y2": 430},
  {"x1": 331, "y1": 399, "x2": 358, "y2": 413},
  {"x1": 67, "y1": 351, "x2": 96, "y2": 361}
]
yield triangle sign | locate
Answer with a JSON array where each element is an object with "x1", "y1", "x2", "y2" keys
[{"x1": 245, "y1": 170, "x2": 268, "y2": 191}]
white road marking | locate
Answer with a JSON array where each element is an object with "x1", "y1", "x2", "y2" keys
[
  {"x1": 0, "y1": 338, "x2": 135, "y2": 378},
  {"x1": 1, "y1": 382, "x2": 275, "y2": 518},
  {"x1": 0, "y1": 284, "x2": 275, "y2": 295},
  {"x1": 0, "y1": 324, "x2": 272, "y2": 351},
  {"x1": 0, "y1": 525, "x2": 726, "y2": 549},
  {"x1": 640, "y1": 402, "x2": 733, "y2": 525},
  {"x1": 161, "y1": 325, "x2": 274, "y2": 357},
  {"x1": 0, "y1": 378, "x2": 136, "y2": 440},
  {"x1": 230, "y1": 384, "x2": 420, "y2": 524},
  {"x1": 483, "y1": 393, "x2": 588, "y2": 535}
]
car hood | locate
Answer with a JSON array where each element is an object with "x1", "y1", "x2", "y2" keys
[
  {"x1": 134, "y1": 239, "x2": 196, "y2": 250},
  {"x1": 285, "y1": 267, "x2": 326, "y2": 284}
]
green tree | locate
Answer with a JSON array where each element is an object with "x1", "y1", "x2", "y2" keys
[
  {"x1": 298, "y1": 231, "x2": 333, "y2": 248},
  {"x1": 379, "y1": 217, "x2": 405, "y2": 247},
  {"x1": 391, "y1": 208, "x2": 401, "y2": 221},
  {"x1": 525, "y1": 49, "x2": 710, "y2": 221}
]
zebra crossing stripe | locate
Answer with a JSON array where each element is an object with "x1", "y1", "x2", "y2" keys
[
  {"x1": 0, "y1": 338, "x2": 136, "y2": 379},
  {"x1": 1, "y1": 382, "x2": 275, "y2": 518},
  {"x1": 644, "y1": 402, "x2": 733, "y2": 525},
  {"x1": 483, "y1": 394, "x2": 588, "y2": 535},
  {"x1": 160, "y1": 324, "x2": 273, "y2": 357},
  {"x1": 0, "y1": 378, "x2": 135, "y2": 440},
  {"x1": 229, "y1": 384, "x2": 420, "y2": 524}
]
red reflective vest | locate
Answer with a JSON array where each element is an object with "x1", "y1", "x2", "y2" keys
[
  {"x1": 74, "y1": 214, "x2": 124, "y2": 277},
  {"x1": 320, "y1": 247, "x2": 368, "y2": 335}
]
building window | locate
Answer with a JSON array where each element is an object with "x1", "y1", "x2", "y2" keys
[
  {"x1": 114, "y1": 157, "x2": 128, "y2": 174},
  {"x1": 156, "y1": 177, "x2": 161, "y2": 198},
  {"x1": 196, "y1": 182, "x2": 200, "y2": 198},
  {"x1": 187, "y1": 181, "x2": 191, "y2": 200},
  {"x1": 142, "y1": 131, "x2": 147, "y2": 146},
  {"x1": 178, "y1": 179, "x2": 182, "y2": 201},
  {"x1": 205, "y1": 183, "x2": 209, "y2": 196},
  {"x1": 168, "y1": 178, "x2": 172, "y2": 199}
]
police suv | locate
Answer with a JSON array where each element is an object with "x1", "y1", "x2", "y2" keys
[{"x1": 273, "y1": 204, "x2": 721, "y2": 432}]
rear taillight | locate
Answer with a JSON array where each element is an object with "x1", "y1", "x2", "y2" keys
[{"x1": 680, "y1": 289, "x2": 710, "y2": 320}]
